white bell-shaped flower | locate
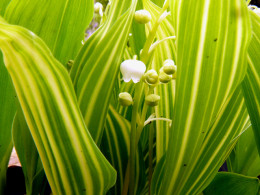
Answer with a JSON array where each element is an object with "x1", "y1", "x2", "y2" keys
[
  {"x1": 120, "y1": 60, "x2": 146, "y2": 83},
  {"x1": 94, "y1": 2, "x2": 103, "y2": 16}
]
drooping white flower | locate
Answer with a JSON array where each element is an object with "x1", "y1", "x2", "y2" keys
[
  {"x1": 94, "y1": 2, "x2": 103, "y2": 16},
  {"x1": 120, "y1": 60, "x2": 146, "y2": 83}
]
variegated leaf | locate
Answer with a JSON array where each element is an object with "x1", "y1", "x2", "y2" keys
[
  {"x1": 4, "y1": 0, "x2": 94, "y2": 65},
  {"x1": 70, "y1": 0, "x2": 138, "y2": 144},
  {"x1": 242, "y1": 10, "x2": 260, "y2": 154},
  {"x1": 158, "y1": 0, "x2": 251, "y2": 194},
  {"x1": 0, "y1": 18, "x2": 116, "y2": 195}
]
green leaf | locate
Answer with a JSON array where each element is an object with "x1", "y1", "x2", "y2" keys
[
  {"x1": 0, "y1": 51, "x2": 16, "y2": 194},
  {"x1": 203, "y1": 172, "x2": 259, "y2": 195},
  {"x1": 150, "y1": 0, "x2": 165, "y2": 8},
  {"x1": 150, "y1": 154, "x2": 165, "y2": 194},
  {"x1": 0, "y1": 0, "x2": 11, "y2": 16},
  {"x1": 228, "y1": 125, "x2": 260, "y2": 177},
  {"x1": 4, "y1": 0, "x2": 94, "y2": 65},
  {"x1": 153, "y1": 87, "x2": 250, "y2": 194},
  {"x1": 70, "y1": 0, "x2": 138, "y2": 144},
  {"x1": 0, "y1": 18, "x2": 116, "y2": 194},
  {"x1": 160, "y1": 0, "x2": 251, "y2": 194},
  {"x1": 242, "y1": 10, "x2": 260, "y2": 155},
  {"x1": 12, "y1": 108, "x2": 45, "y2": 195}
]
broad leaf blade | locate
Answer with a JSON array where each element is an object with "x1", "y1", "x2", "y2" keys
[
  {"x1": 4, "y1": 0, "x2": 94, "y2": 65},
  {"x1": 153, "y1": 87, "x2": 250, "y2": 194},
  {"x1": 180, "y1": 88, "x2": 249, "y2": 194},
  {"x1": 0, "y1": 19, "x2": 116, "y2": 195},
  {"x1": 242, "y1": 10, "x2": 260, "y2": 155},
  {"x1": 0, "y1": 0, "x2": 11, "y2": 16},
  {"x1": 203, "y1": 172, "x2": 259, "y2": 195},
  {"x1": 160, "y1": 0, "x2": 251, "y2": 194},
  {"x1": 70, "y1": 0, "x2": 138, "y2": 144},
  {"x1": 228, "y1": 126, "x2": 260, "y2": 177}
]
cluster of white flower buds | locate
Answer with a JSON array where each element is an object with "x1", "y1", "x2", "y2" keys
[
  {"x1": 118, "y1": 58, "x2": 177, "y2": 107},
  {"x1": 94, "y1": 2, "x2": 103, "y2": 16}
]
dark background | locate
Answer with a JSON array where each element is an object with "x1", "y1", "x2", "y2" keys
[{"x1": 251, "y1": 0, "x2": 260, "y2": 6}]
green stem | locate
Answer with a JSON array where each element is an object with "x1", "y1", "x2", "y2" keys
[
  {"x1": 129, "y1": 82, "x2": 142, "y2": 195},
  {"x1": 127, "y1": 2, "x2": 170, "y2": 193},
  {"x1": 140, "y1": 0, "x2": 170, "y2": 64}
]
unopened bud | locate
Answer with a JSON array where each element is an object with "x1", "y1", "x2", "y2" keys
[
  {"x1": 145, "y1": 94, "x2": 160, "y2": 107},
  {"x1": 67, "y1": 60, "x2": 74, "y2": 70},
  {"x1": 163, "y1": 59, "x2": 177, "y2": 75},
  {"x1": 134, "y1": 10, "x2": 152, "y2": 24},
  {"x1": 94, "y1": 2, "x2": 103, "y2": 14},
  {"x1": 144, "y1": 69, "x2": 158, "y2": 85},
  {"x1": 119, "y1": 92, "x2": 133, "y2": 106},
  {"x1": 159, "y1": 70, "x2": 172, "y2": 83}
]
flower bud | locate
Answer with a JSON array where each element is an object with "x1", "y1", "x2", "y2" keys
[
  {"x1": 162, "y1": 59, "x2": 177, "y2": 75},
  {"x1": 159, "y1": 70, "x2": 172, "y2": 83},
  {"x1": 119, "y1": 92, "x2": 133, "y2": 106},
  {"x1": 94, "y1": 2, "x2": 103, "y2": 14},
  {"x1": 67, "y1": 60, "x2": 74, "y2": 70},
  {"x1": 120, "y1": 60, "x2": 146, "y2": 83},
  {"x1": 145, "y1": 94, "x2": 160, "y2": 107},
  {"x1": 144, "y1": 69, "x2": 158, "y2": 85},
  {"x1": 134, "y1": 10, "x2": 152, "y2": 24}
]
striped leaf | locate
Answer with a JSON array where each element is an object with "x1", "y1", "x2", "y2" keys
[
  {"x1": 152, "y1": 87, "x2": 249, "y2": 194},
  {"x1": 12, "y1": 108, "x2": 45, "y2": 195},
  {"x1": 0, "y1": 2, "x2": 16, "y2": 193},
  {"x1": 158, "y1": 0, "x2": 251, "y2": 194},
  {"x1": 242, "y1": 10, "x2": 260, "y2": 154},
  {"x1": 0, "y1": 18, "x2": 116, "y2": 194},
  {"x1": 176, "y1": 88, "x2": 249, "y2": 194},
  {"x1": 101, "y1": 105, "x2": 146, "y2": 195},
  {"x1": 4, "y1": 0, "x2": 93, "y2": 65},
  {"x1": 143, "y1": 0, "x2": 177, "y2": 162},
  {"x1": 70, "y1": 0, "x2": 138, "y2": 144},
  {"x1": 0, "y1": 51, "x2": 16, "y2": 194}
]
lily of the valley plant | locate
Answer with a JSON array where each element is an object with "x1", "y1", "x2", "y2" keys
[{"x1": 0, "y1": 0, "x2": 260, "y2": 194}]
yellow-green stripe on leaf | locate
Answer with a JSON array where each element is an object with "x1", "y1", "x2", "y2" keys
[{"x1": 159, "y1": 0, "x2": 251, "y2": 194}]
